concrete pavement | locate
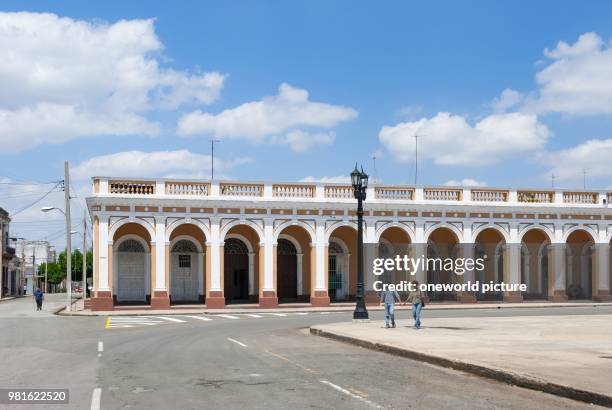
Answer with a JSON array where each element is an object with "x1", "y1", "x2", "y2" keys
[
  {"x1": 311, "y1": 314, "x2": 612, "y2": 407},
  {"x1": 0, "y1": 294, "x2": 606, "y2": 409}
]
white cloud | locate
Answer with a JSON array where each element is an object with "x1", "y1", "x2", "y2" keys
[
  {"x1": 300, "y1": 175, "x2": 351, "y2": 184},
  {"x1": 379, "y1": 112, "x2": 549, "y2": 166},
  {"x1": 443, "y1": 178, "x2": 487, "y2": 187},
  {"x1": 524, "y1": 32, "x2": 612, "y2": 116},
  {"x1": 491, "y1": 88, "x2": 524, "y2": 114},
  {"x1": 72, "y1": 150, "x2": 252, "y2": 181},
  {"x1": 270, "y1": 130, "x2": 335, "y2": 152},
  {"x1": 0, "y1": 12, "x2": 225, "y2": 152},
  {"x1": 543, "y1": 138, "x2": 612, "y2": 185},
  {"x1": 177, "y1": 83, "x2": 357, "y2": 150}
]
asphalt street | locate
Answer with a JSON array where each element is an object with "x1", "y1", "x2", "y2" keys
[{"x1": 0, "y1": 294, "x2": 609, "y2": 410}]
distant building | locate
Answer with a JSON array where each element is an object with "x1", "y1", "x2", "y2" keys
[
  {"x1": 1, "y1": 207, "x2": 18, "y2": 297},
  {"x1": 9, "y1": 238, "x2": 52, "y2": 294}
]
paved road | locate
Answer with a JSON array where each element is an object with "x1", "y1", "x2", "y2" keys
[{"x1": 0, "y1": 295, "x2": 608, "y2": 409}]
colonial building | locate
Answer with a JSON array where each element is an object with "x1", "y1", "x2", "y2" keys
[
  {"x1": 0, "y1": 207, "x2": 18, "y2": 297},
  {"x1": 86, "y1": 177, "x2": 612, "y2": 311}
]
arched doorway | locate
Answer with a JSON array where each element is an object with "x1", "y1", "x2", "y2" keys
[
  {"x1": 170, "y1": 239, "x2": 200, "y2": 303},
  {"x1": 224, "y1": 238, "x2": 250, "y2": 302},
  {"x1": 566, "y1": 229, "x2": 594, "y2": 300},
  {"x1": 474, "y1": 228, "x2": 506, "y2": 301},
  {"x1": 328, "y1": 239, "x2": 350, "y2": 301},
  {"x1": 115, "y1": 238, "x2": 147, "y2": 304},
  {"x1": 327, "y1": 225, "x2": 357, "y2": 302},
  {"x1": 520, "y1": 228, "x2": 550, "y2": 300},
  {"x1": 426, "y1": 227, "x2": 460, "y2": 302},
  {"x1": 277, "y1": 238, "x2": 298, "y2": 302}
]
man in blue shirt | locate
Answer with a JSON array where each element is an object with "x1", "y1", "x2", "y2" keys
[
  {"x1": 380, "y1": 289, "x2": 401, "y2": 328},
  {"x1": 34, "y1": 288, "x2": 44, "y2": 311}
]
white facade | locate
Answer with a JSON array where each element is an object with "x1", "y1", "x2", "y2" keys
[{"x1": 86, "y1": 177, "x2": 612, "y2": 310}]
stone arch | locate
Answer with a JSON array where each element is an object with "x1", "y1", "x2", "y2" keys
[
  {"x1": 225, "y1": 233, "x2": 255, "y2": 253},
  {"x1": 220, "y1": 219, "x2": 264, "y2": 243},
  {"x1": 472, "y1": 224, "x2": 510, "y2": 244},
  {"x1": 424, "y1": 223, "x2": 463, "y2": 244},
  {"x1": 109, "y1": 218, "x2": 155, "y2": 242},
  {"x1": 328, "y1": 236, "x2": 351, "y2": 301},
  {"x1": 562, "y1": 225, "x2": 597, "y2": 243},
  {"x1": 273, "y1": 220, "x2": 315, "y2": 243},
  {"x1": 325, "y1": 221, "x2": 358, "y2": 243},
  {"x1": 374, "y1": 222, "x2": 415, "y2": 243},
  {"x1": 167, "y1": 219, "x2": 210, "y2": 241},
  {"x1": 517, "y1": 225, "x2": 554, "y2": 243}
]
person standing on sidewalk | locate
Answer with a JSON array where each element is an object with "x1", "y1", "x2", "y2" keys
[
  {"x1": 380, "y1": 289, "x2": 401, "y2": 328},
  {"x1": 34, "y1": 288, "x2": 44, "y2": 311},
  {"x1": 406, "y1": 280, "x2": 424, "y2": 329}
]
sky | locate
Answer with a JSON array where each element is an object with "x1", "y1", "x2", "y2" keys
[{"x1": 1, "y1": 1, "x2": 612, "y2": 248}]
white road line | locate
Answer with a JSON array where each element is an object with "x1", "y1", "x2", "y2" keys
[
  {"x1": 107, "y1": 324, "x2": 135, "y2": 328},
  {"x1": 320, "y1": 312, "x2": 332, "y2": 314},
  {"x1": 184, "y1": 315, "x2": 212, "y2": 321},
  {"x1": 227, "y1": 338, "x2": 247, "y2": 347},
  {"x1": 271, "y1": 313, "x2": 287, "y2": 317},
  {"x1": 109, "y1": 319, "x2": 162, "y2": 323},
  {"x1": 218, "y1": 314, "x2": 239, "y2": 320},
  {"x1": 90, "y1": 387, "x2": 101, "y2": 410},
  {"x1": 244, "y1": 314, "x2": 262, "y2": 318},
  {"x1": 150, "y1": 316, "x2": 187, "y2": 323},
  {"x1": 319, "y1": 380, "x2": 382, "y2": 409},
  {"x1": 295, "y1": 312, "x2": 309, "y2": 315},
  {"x1": 98, "y1": 341, "x2": 103, "y2": 353}
]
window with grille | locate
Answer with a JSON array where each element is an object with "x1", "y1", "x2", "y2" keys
[{"x1": 179, "y1": 254, "x2": 191, "y2": 268}]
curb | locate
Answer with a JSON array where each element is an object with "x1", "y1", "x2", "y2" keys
[
  {"x1": 310, "y1": 327, "x2": 612, "y2": 408},
  {"x1": 57, "y1": 301, "x2": 612, "y2": 316}
]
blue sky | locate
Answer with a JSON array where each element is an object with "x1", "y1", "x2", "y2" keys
[{"x1": 2, "y1": 1, "x2": 612, "y2": 245}]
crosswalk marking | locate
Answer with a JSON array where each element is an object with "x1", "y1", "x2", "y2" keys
[
  {"x1": 183, "y1": 315, "x2": 212, "y2": 321},
  {"x1": 217, "y1": 314, "x2": 239, "y2": 320},
  {"x1": 105, "y1": 310, "x2": 343, "y2": 329},
  {"x1": 150, "y1": 316, "x2": 187, "y2": 323}
]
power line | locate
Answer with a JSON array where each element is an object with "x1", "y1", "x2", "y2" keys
[{"x1": 8, "y1": 182, "x2": 61, "y2": 217}]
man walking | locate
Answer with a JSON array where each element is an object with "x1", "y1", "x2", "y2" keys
[
  {"x1": 34, "y1": 288, "x2": 44, "y2": 311},
  {"x1": 380, "y1": 288, "x2": 401, "y2": 328}
]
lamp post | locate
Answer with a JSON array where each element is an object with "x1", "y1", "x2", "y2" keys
[{"x1": 351, "y1": 164, "x2": 369, "y2": 320}]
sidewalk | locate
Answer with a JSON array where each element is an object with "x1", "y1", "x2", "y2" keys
[
  {"x1": 59, "y1": 300, "x2": 612, "y2": 316},
  {"x1": 311, "y1": 315, "x2": 612, "y2": 407}
]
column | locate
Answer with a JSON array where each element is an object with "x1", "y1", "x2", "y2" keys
[
  {"x1": 364, "y1": 241, "x2": 378, "y2": 305},
  {"x1": 248, "y1": 252, "x2": 256, "y2": 300},
  {"x1": 548, "y1": 243, "x2": 568, "y2": 302},
  {"x1": 91, "y1": 215, "x2": 113, "y2": 311},
  {"x1": 259, "y1": 218, "x2": 278, "y2": 307},
  {"x1": 458, "y1": 243, "x2": 477, "y2": 303},
  {"x1": 593, "y1": 242, "x2": 611, "y2": 301},
  {"x1": 151, "y1": 216, "x2": 170, "y2": 309},
  {"x1": 502, "y1": 243, "x2": 523, "y2": 302},
  {"x1": 296, "y1": 253, "x2": 303, "y2": 298},
  {"x1": 206, "y1": 217, "x2": 225, "y2": 308},
  {"x1": 310, "y1": 220, "x2": 330, "y2": 307}
]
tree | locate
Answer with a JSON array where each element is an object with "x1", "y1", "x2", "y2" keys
[
  {"x1": 56, "y1": 249, "x2": 93, "y2": 282},
  {"x1": 38, "y1": 262, "x2": 63, "y2": 285}
]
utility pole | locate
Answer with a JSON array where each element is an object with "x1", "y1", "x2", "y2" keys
[
  {"x1": 32, "y1": 252, "x2": 36, "y2": 291},
  {"x1": 64, "y1": 161, "x2": 72, "y2": 312},
  {"x1": 210, "y1": 139, "x2": 220, "y2": 182},
  {"x1": 551, "y1": 174, "x2": 556, "y2": 188},
  {"x1": 21, "y1": 245, "x2": 25, "y2": 295},
  {"x1": 83, "y1": 208, "x2": 87, "y2": 302},
  {"x1": 44, "y1": 252, "x2": 48, "y2": 294}
]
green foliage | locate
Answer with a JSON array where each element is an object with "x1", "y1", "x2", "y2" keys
[{"x1": 49, "y1": 249, "x2": 93, "y2": 282}]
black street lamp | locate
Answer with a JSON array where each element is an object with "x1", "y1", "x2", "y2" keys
[{"x1": 351, "y1": 164, "x2": 369, "y2": 320}]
